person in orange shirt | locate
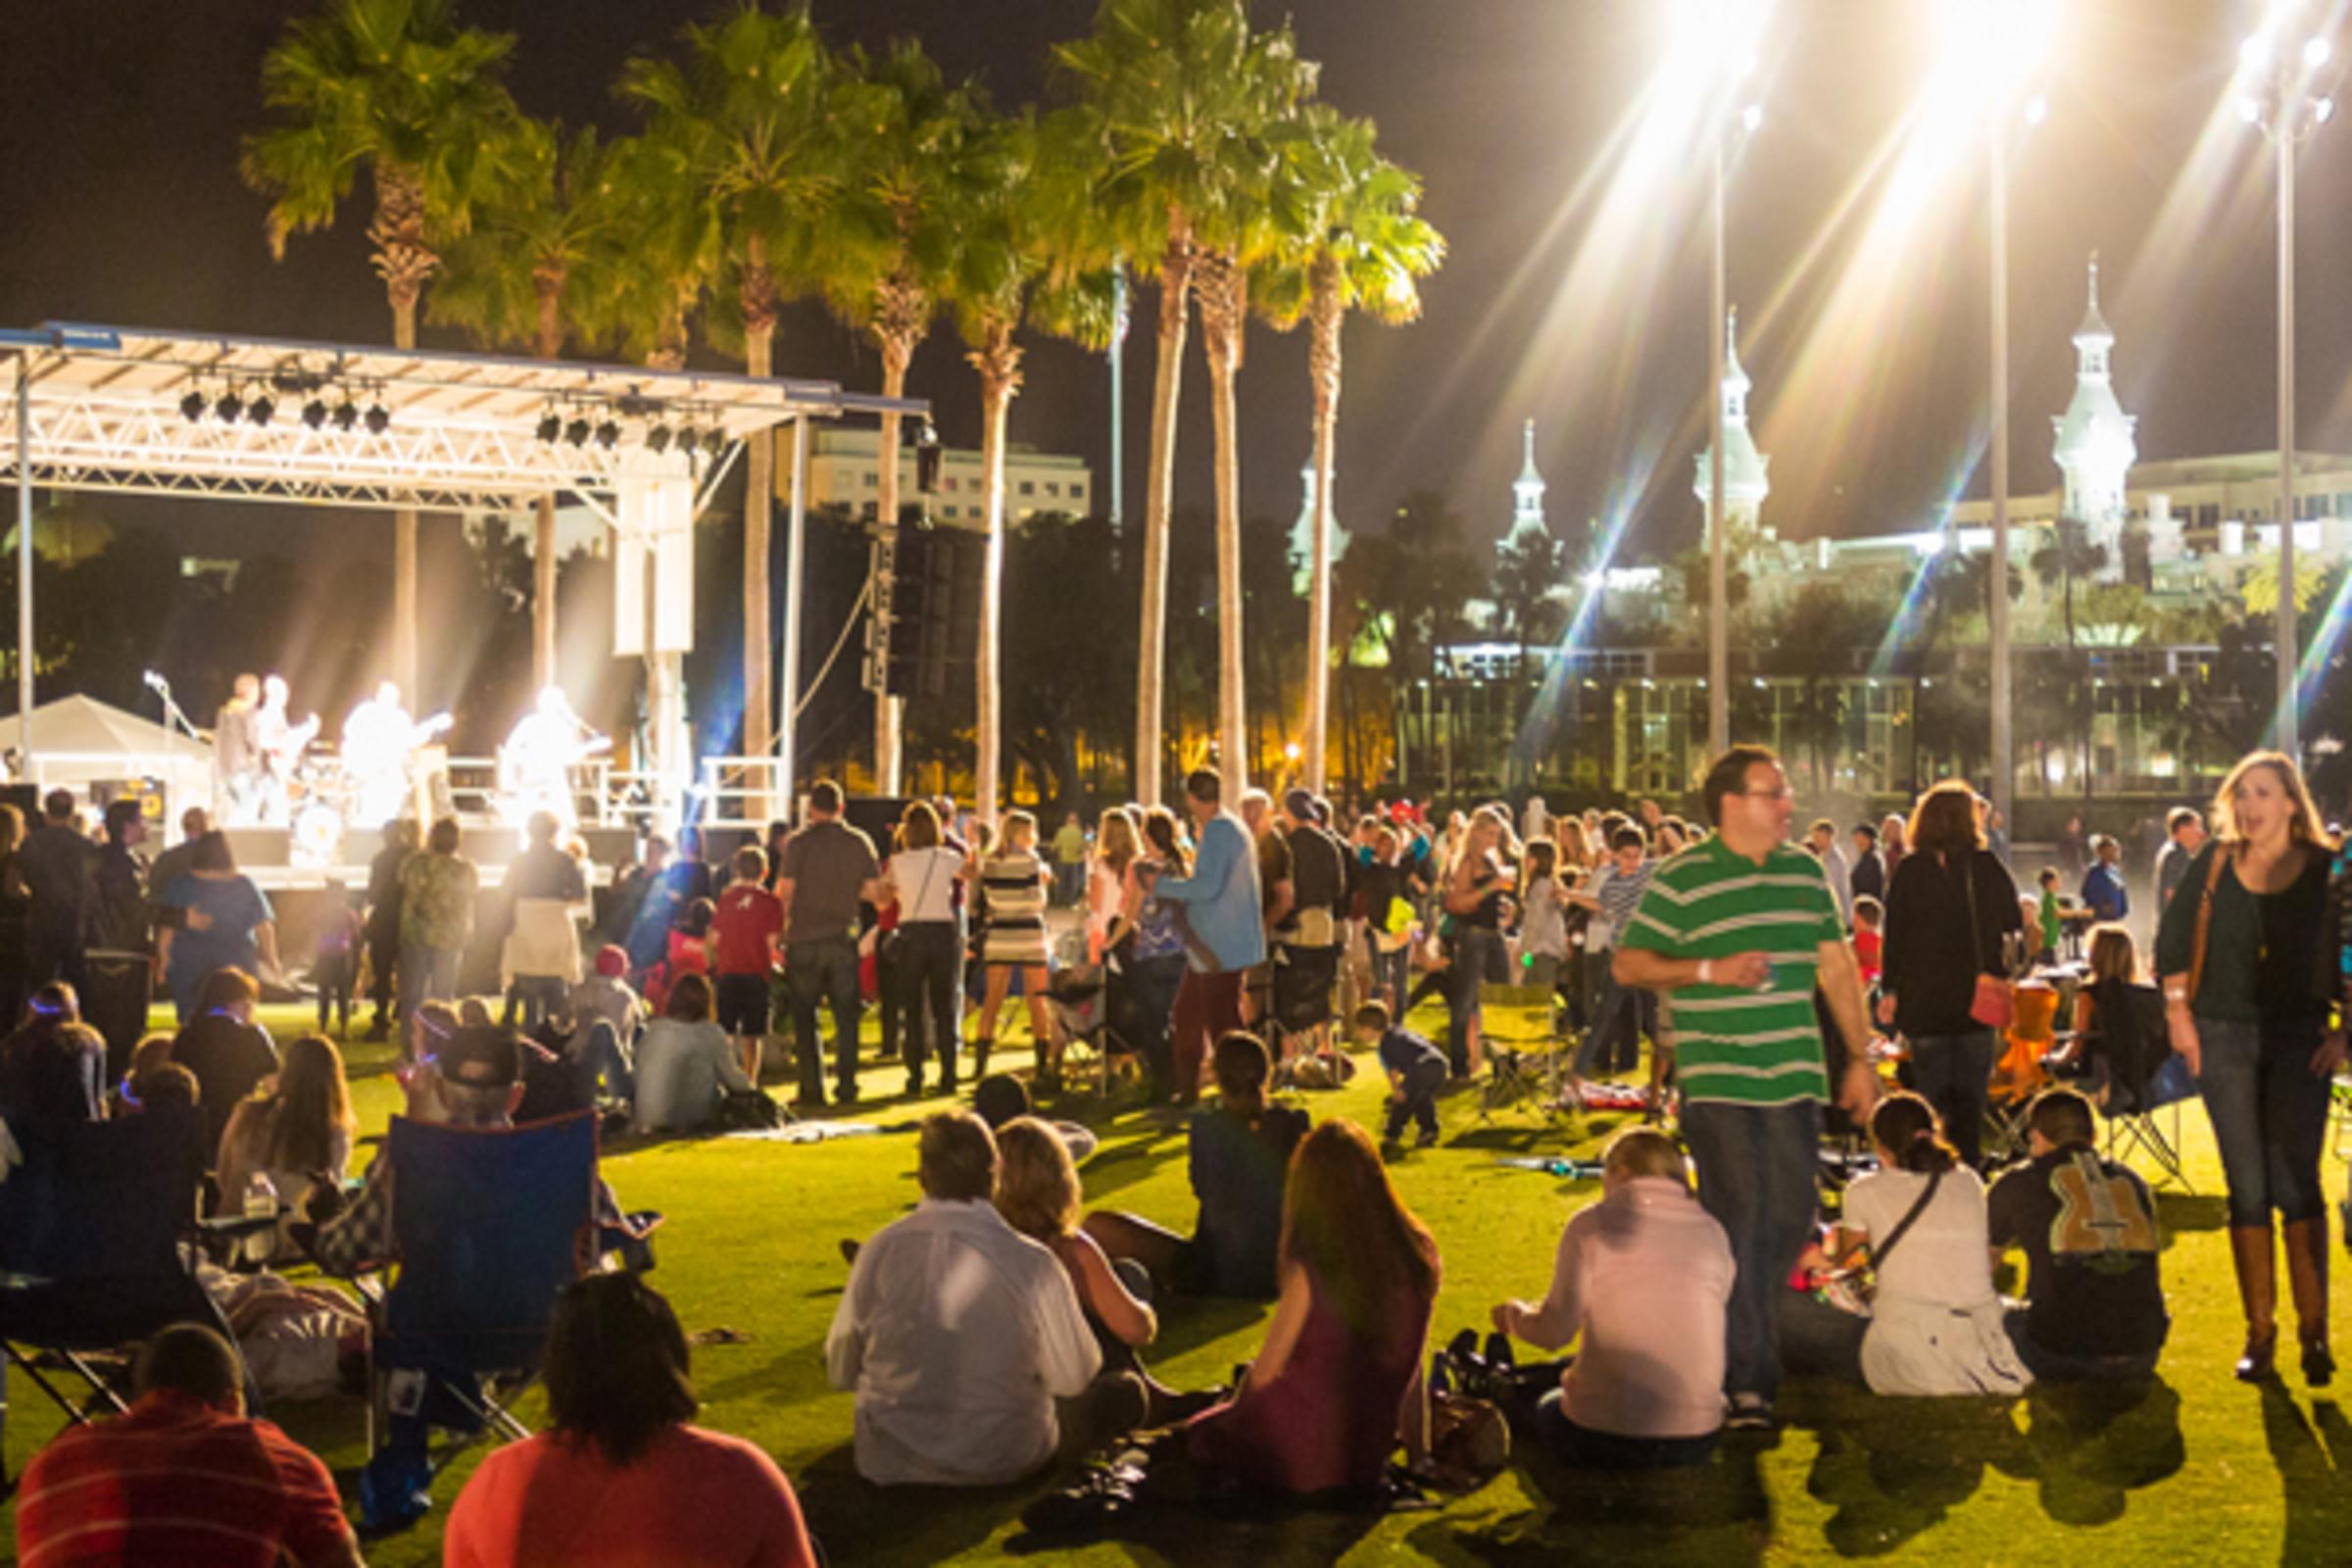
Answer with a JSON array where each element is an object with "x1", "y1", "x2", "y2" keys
[{"x1": 1851, "y1": 896, "x2": 1885, "y2": 987}]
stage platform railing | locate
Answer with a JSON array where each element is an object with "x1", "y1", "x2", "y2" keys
[{"x1": 697, "y1": 755, "x2": 782, "y2": 826}]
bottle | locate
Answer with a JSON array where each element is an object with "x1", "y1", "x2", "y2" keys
[{"x1": 243, "y1": 1172, "x2": 278, "y2": 1266}]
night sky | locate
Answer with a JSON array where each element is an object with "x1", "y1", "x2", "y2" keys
[{"x1": 4, "y1": 0, "x2": 2350, "y2": 564}]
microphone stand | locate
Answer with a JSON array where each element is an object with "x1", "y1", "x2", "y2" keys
[{"x1": 147, "y1": 676, "x2": 203, "y2": 743}]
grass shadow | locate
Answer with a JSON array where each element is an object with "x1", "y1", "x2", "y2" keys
[
  {"x1": 1146, "y1": 1294, "x2": 1275, "y2": 1367},
  {"x1": 1984, "y1": 1376, "x2": 2184, "y2": 1527},
  {"x1": 1782, "y1": 1380, "x2": 2017, "y2": 1556},
  {"x1": 795, "y1": 1442, "x2": 1033, "y2": 1564},
  {"x1": 1072, "y1": 1125, "x2": 1193, "y2": 1205},
  {"x1": 1443, "y1": 1431, "x2": 1770, "y2": 1566},
  {"x1": 2263, "y1": 1384, "x2": 2352, "y2": 1565}
]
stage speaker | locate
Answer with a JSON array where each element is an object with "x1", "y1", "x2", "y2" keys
[
  {"x1": 579, "y1": 826, "x2": 637, "y2": 870},
  {"x1": 221, "y1": 825, "x2": 291, "y2": 868},
  {"x1": 696, "y1": 823, "x2": 760, "y2": 866}
]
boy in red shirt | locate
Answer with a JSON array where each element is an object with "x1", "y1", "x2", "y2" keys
[
  {"x1": 1851, "y1": 894, "x2": 1885, "y2": 986},
  {"x1": 711, "y1": 846, "x2": 784, "y2": 1081}
]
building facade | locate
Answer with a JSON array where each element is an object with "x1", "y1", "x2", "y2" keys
[{"x1": 771, "y1": 427, "x2": 1093, "y2": 527}]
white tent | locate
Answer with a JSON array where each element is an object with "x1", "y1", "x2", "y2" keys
[{"x1": 11, "y1": 692, "x2": 212, "y2": 819}]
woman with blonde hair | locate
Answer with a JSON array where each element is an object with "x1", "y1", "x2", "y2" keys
[
  {"x1": 971, "y1": 811, "x2": 1059, "y2": 1086},
  {"x1": 1087, "y1": 808, "x2": 1141, "y2": 963},
  {"x1": 995, "y1": 1116, "x2": 1196, "y2": 1425},
  {"x1": 215, "y1": 1033, "x2": 357, "y2": 1254},
  {"x1": 1184, "y1": 1118, "x2": 1441, "y2": 1494},
  {"x1": 2156, "y1": 750, "x2": 2344, "y2": 1384}
]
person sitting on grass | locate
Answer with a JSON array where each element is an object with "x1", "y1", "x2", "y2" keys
[
  {"x1": 628, "y1": 972, "x2": 753, "y2": 1136},
  {"x1": 214, "y1": 1033, "x2": 356, "y2": 1253},
  {"x1": 1488, "y1": 1125, "x2": 1734, "y2": 1469},
  {"x1": 0, "y1": 981, "x2": 107, "y2": 1122},
  {"x1": 826, "y1": 1110, "x2": 1108, "y2": 1486},
  {"x1": 996, "y1": 1116, "x2": 1203, "y2": 1430},
  {"x1": 1986, "y1": 1087, "x2": 2169, "y2": 1383},
  {"x1": 169, "y1": 966, "x2": 279, "y2": 1152},
  {"x1": 975, "y1": 1071, "x2": 1098, "y2": 1164},
  {"x1": 1352, "y1": 999, "x2": 1446, "y2": 1149},
  {"x1": 122, "y1": 1059, "x2": 201, "y2": 1117},
  {"x1": 445, "y1": 1273, "x2": 816, "y2": 1568},
  {"x1": 566, "y1": 944, "x2": 641, "y2": 1106},
  {"x1": 15, "y1": 1323, "x2": 363, "y2": 1568},
  {"x1": 1082, "y1": 1032, "x2": 1309, "y2": 1300},
  {"x1": 1184, "y1": 1118, "x2": 1441, "y2": 1495}
]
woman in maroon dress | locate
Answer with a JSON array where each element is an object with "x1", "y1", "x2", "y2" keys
[{"x1": 1186, "y1": 1118, "x2": 1442, "y2": 1494}]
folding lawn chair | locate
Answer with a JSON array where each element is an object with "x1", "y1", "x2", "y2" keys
[
  {"x1": 341, "y1": 1109, "x2": 601, "y2": 1526},
  {"x1": 2083, "y1": 981, "x2": 2197, "y2": 1194},
  {"x1": 0, "y1": 1105, "x2": 254, "y2": 1495},
  {"x1": 1984, "y1": 981, "x2": 2060, "y2": 1164},
  {"x1": 1478, "y1": 982, "x2": 1565, "y2": 1122},
  {"x1": 1045, "y1": 962, "x2": 1115, "y2": 1098}
]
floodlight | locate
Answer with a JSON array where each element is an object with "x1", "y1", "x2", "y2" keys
[
  {"x1": 1741, "y1": 103, "x2": 1763, "y2": 133},
  {"x1": 2024, "y1": 94, "x2": 2048, "y2": 126},
  {"x1": 2320, "y1": 95, "x2": 2338, "y2": 122},
  {"x1": 331, "y1": 401, "x2": 360, "y2": 432},
  {"x1": 2242, "y1": 94, "x2": 2267, "y2": 122},
  {"x1": 214, "y1": 392, "x2": 241, "y2": 423},
  {"x1": 2307, "y1": 35, "x2": 2331, "y2": 69},
  {"x1": 564, "y1": 417, "x2": 591, "y2": 448},
  {"x1": 363, "y1": 403, "x2": 390, "y2": 435},
  {"x1": 646, "y1": 423, "x2": 673, "y2": 454},
  {"x1": 179, "y1": 390, "x2": 206, "y2": 422},
  {"x1": 536, "y1": 411, "x2": 563, "y2": 443},
  {"x1": 2245, "y1": 33, "x2": 2276, "y2": 72},
  {"x1": 246, "y1": 396, "x2": 274, "y2": 426},
  {"x1": 672, "y1": 425, "x2": 698, "y2": 454},
  {"x1": 593, "y1": 419, "x2": 620, "y2": 450},
  {"x1": 301, "y1": 399, "x2": 328, "y2": 429}
]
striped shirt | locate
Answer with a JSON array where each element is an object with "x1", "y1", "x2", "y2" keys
[
  {"x1": 1620, "y1": 837, "x2": 1844, "y2": 1107},
  {"x1": 16, "y1": 1389, "x2": 355, "y2": 1568}
]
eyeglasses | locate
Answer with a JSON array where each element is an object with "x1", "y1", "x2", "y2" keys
[{"x1": 1741, "y1": 786, "x2": 1794, "y2": 804}]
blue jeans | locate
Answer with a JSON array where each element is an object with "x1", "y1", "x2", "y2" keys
[
  {"x1": 1385, "y1": 1057, "x2": 1449, "y2": 1141},
  {"x1": 787, "y1": 937, "x2": 863, "y2": 1101},
  {"x1": 1907, "y1": 1029, "x2": 1998, "y2": 1167},
  {"x1": 1683, "y1": 1097, "x2": 1824, "y2": 1402},
  {"x1": 1122, "y1": 952, "x2": 1187, "y2": 1095},
  {"x1": 1577, "y1": 964, "x2": 1652, "y2": 1077},
  {"x1": 2195, "y1": 1013, "x2": 2329, "y2": 1227},
  {"x1": 570, "y1": 1019, "x2": 634, "y2": 1104},
  {"x1": 1446, "y1": 927, "x2": 1503, "y2": 1073},
  {"x1": 398, "y1": 944, "x2": 462, "y2": 1042}
]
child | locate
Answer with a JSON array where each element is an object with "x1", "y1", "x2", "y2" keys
[
  {"x1": 568, "y1": 944, "x2": 643, "y2": 1105},
  {"x1": 2034, "y1": 867, "x2": 2064, "y2": 963},
  {"x1": 1355, "y1": 999, "x2": 1447, "y2": 1149},
  {"x1": 1850, "y1": 895, "x2": 1884, "y2": 987},
  {"x1": 313, "y1": 879, "x2": 364, "y2": 1038}
]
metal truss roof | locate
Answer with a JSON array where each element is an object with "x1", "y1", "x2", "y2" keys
[{"x1": 0, "y1": 322, "x2": 924, "y2": 514}]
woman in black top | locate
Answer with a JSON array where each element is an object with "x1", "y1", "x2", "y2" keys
[
  {"x1": 1877, "y1": 781, "x2": 2023, "y2": 1170},
  {"x1": 1440, "y1": 807, "x2": 1513, "y2": 1079},
  {"x1": 2155, "y1": 751, "x2": 2344, "y2": 1384}
]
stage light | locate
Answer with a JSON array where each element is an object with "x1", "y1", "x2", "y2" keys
[
  {"x1": 564, "y1": 416, "x2": 591, "y2": 448},
  {"x1": 215, "y1": 392, "x2": 242, "y2": 423},
  {"x1": 301, "y1": 399, "x2": 327, "y2": 429},
  {"x1": 247, "y1": 396, "x2": 275, "y2": 426},
  {"x1": 672, "y1": 424, "x2": 698, "y2": 454},
  {"x1": 702, "y1": 427, "x2": 725, "y2": 458},
  {"x1": 331, "y1": 401, "x2": 360, "y2": 432},
  {"x1": 363, "y1": 403, "x2": 390, "y2": 435},
  {"x1": 594, "y1": 419, "x2": 620, "y2": 450},
  {"x1": 2320, "y1": 96, "x2": 2338, "y2": 122},
  {"x1": 2307, "y1": 35, "x2": 2331, "y2": 70},
  {"x1": 179, "y1": 390, "x2": 206, "y2": 422},
  {"x1": 536, "y1": 411, "x2": 563, "y2": 444},
  {"x1": 645, "y1": 423, "x2": 673, "y2": 454}
]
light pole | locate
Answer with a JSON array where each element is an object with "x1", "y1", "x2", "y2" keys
[
  {"x1": 2238, "y1": 12, "x2": 2336, "y2": 760},
  {"x1": 1988, "y1": 112, "x2": 2013, "y2": 844}
]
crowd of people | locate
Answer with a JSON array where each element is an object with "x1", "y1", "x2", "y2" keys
[{"x1": 3, "y1": 738, "x2": 2349, "y2": 1563}]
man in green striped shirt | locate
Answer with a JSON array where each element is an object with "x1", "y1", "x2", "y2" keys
[{"x1": 1615, "y1": 746, "x2": 1878, "y2": 1430}]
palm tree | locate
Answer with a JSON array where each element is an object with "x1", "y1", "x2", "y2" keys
[
  {"x1": 429, "y1": 120, "x2": 612, "y2": 688},
  {"x1": 1054, "y1": 0, "x2": 1289, "y2": 806},
  {"x1": 621, "y1": 3, "x2": 840, "y2": 785},
  {"x1": 942, "y1": 110, "x2": 1115, "y2": 821},
  {"x1": 821, "y1": 40, "x2": 978, "y2": 795},
  {"x1": 241, "y1": 0, "x2": 521, "y2": 703},
  {"x1": 1260, "y1": 109, "x2": 1444, "y2": 788}
]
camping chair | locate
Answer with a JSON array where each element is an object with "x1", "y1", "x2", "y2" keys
[
  {"x1": 352, "y1": 1110, "x2": 599, "y2": 1486},
  {"x1": 2082, "y1": 981, "x2": 2196, "y2": 1194},
  {"x1": 1268, "y1": 942, "x2": 1342, "y2": 1068},
  {"x1": 1478, "y1": 983, "x2": 1565, "y2": 1121},
  {"x1": 1984, "y1": 981, "x2": 2061, "y2": 1163},
  {"x1": 1044, "y1": 963, "x2": 1117, "y2": 1098},
  {"x1": 0, "y1": 1105, "x2": 256, "y2": 1494}
]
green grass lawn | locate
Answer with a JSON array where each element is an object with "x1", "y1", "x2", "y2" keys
[{"x1": 9, "y1": 1001, "x2": 2352, "y2": 1565}]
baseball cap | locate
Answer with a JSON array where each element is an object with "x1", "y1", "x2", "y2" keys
[
  {"x1": 435, "y1": 1025, "x2": 523, "y2": 1092},
  {"x1": 595, "y1": 944, "x2": 628, "y2": 978}
]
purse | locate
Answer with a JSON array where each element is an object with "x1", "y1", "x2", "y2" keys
[
  {"x1": 2181, "y1": 843, "x2": 2230, "y2": 1009},
  {"x1": 1960, "y1": 855, "x2": 2016, "y2": 1031}
]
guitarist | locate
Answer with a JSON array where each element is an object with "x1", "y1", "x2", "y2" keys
[
  {"x1": 340, "y1": 682, "x2": 450, "y2": 830},
  {"x1": 253, "y1": 673, "x2": 320, "y2": 828}
]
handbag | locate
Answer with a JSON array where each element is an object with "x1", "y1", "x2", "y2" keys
[
  {"x1": 2181, "y1": 843, "x2": 2230, "y2": 1009},
  {"x1": 1959, "y1": 855, "x2": 2015, "y2": 1031}
]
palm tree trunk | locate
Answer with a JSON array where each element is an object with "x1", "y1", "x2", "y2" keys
[
  {"x1": 742, "y1": 249, "x2": 780, "y2": 812},
  {"x1": 1200, "y1": 251, "x2": 1248, "y2": 791},
  {"x1": 973, "y1": 322, "x2": 1023, "y2": 824},
  {"x1": 1134, "y1": 223, "x2": 1193, "y2": 809},
  {"x1": 1303, "y1": 264, "x2": 1343, "y2": 795},
  {"x1": 391, "y1": 298, "x2": 419, "y2": 705},
  {"x1": 873, "y1": 326, "x2": 915, "y2": 796},
  {"x1": 372, "y1": 165, "x2": 434, "y2": 708}
]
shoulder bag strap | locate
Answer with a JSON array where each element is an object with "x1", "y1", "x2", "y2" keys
[
  {"x1": 1869, "y1": 1165, "x2": 1945, "y2": 1275},
  {"x1": 1958, "y1": 853, "x2": 1988, "y2": 977},
  {"x1": 2184, "y1": 844, "x2": 2230, "y2": 1009}
]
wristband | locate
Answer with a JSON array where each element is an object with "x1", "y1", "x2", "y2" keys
[{"x1": 1698, "y1": 958, "x2": 1714, "y2": 985}]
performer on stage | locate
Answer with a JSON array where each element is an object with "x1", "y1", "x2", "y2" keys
[
  {"x1": 342, "y1": 682, "x2": 441, "y2": 830},
  {"x1": 253, "y1": 673, "x2": 320, "y2": 828},
  {"x1": 499, "y1": 685, "x2": 606, "y2": 833},
  {"x1": 213, "y1": 673, "x2": 264, "y2": 824}
]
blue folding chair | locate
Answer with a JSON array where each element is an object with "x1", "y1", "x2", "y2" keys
[{"x1": 0, "y1": 1105, "x2": 247, "y2": 1494}]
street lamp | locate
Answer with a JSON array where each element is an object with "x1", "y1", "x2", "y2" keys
[
  {"x1": 1669, "y1": 0, "x2": 1772, "y2": 760},
  {"x1": 1930, "y1": 0, "x2": 2057, "y2": 847},
  {"x1": 2236, "y1": 3, "x2": 2338, "y2": 760}
]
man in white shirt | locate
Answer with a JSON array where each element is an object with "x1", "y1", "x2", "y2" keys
[
  {"x1": 1806, "y1": 818, "x2": 1855, "y2": 926},
  {"x1": 1489, "y1": 1126, "x2": 1735, "y2": 1468},
  {"x1": 826, "y1": 1111, "x2": 1105, "y2": 1486}
]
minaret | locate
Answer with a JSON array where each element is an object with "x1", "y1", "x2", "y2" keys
[
  {"x1": 2051, "y1": 254, "x2": 2136, "y2": 580},
  {"x1": 1507, "y1": 418, "x2": 1547, "y2": 544},
  {"x1": 1691, "y1": 306, "x2": 1771, "y2": 535}
]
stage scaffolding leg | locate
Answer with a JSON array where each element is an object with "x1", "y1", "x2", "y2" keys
[{"x1": 16, "y1": 356, "x2": 29, "y2": 768}]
